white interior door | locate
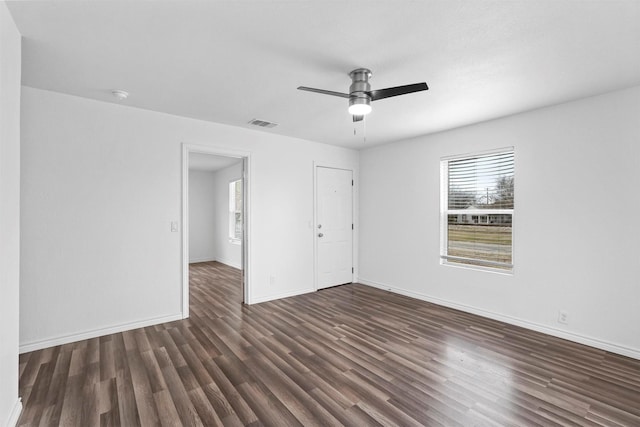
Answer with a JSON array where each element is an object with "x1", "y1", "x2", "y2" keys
[{"x1": 316, "y1": 166, "x2": 353, "y2": 290}]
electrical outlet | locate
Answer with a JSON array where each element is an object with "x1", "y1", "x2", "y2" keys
[
  {"x1": 558, "y1": 310, "x2": 569, "y2": 324},
  {"x1": 269, "y1": 275, "x2": 275, "y2": 286}
]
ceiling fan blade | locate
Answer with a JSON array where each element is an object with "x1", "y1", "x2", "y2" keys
[
  {"x1": 297, "y1": 86, "x2": 350, "y2": 98},
  {"x1": 352, "y1": 115, "x2": 364, "y2": 122},
  {"x1": 369, "y1": 82, "x2": 428, "y2": 101}
]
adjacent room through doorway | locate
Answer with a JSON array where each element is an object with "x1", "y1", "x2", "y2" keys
[{"x1": 186, "y1": 151, "x2": 246, "y2": 307}]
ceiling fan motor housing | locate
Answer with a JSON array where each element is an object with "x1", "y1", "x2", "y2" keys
[
  {"x1": 349, "y1": 68, "x2": 372, "y2": 111},
  {"x1": 297, "y1": 67, "x2": 427, "y2": 120}
]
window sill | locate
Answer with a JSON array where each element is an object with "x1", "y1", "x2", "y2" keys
[{"x1": 440, "y1": 259, "x2": 513, "y2": 276}]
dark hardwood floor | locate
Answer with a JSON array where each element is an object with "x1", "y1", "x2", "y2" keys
[{"x1": 18, "y1": 261, "x2": 640, "y2": 426}]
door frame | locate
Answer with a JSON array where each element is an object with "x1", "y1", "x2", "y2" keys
[
  {"x1": 313, "y1": 163, "x2": 354, "y2": 291},
  {"x1": 182, "y1": 143, "x2": 252, "y2": 318}
]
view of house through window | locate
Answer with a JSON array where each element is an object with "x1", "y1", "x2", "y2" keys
[
  {"x1": 441, "y1": 149, "x2": 514, "y2": 271},
  {"x1": 229, "y1": 179, "x2": 242, "y2": 243}
]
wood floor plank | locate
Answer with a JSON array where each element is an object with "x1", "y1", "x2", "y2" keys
[
  {"x1": 187, "y1": 387, "x2": 225, "y2": 427},
  {"x1": 112, "y1": 334, "x2": 141, "y2": 426},
  {"x1": 152, "y1": 389, "x2": 182, "y2": 427},
  {"x1": 236, "y1": 381, "x2": 302, "y2": 427},
  {"x1": 242, "y1": 345, "x2": 343, "y2": 426},
  {"x1": 200, "y1": 358, "x2": 259, "y2": 425},
  {"x1": 126, "y1": 349, "x2": 160, "y2": 426},
  {"x1": 18, "y1": 261, "x2": 640, "y2": 426},
  {"x1": 39, "y1": 349, "x2": 72, "y2": 426},
  {"x1": 79, "y1": 359, "x2": 100, "y2": 427}
]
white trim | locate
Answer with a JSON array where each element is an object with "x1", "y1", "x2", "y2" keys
[
  {"x1": 441, "y1": 145, "x2": 515, "y2": 161},
  {"x1": 448, "y1": 208, "x2": 514, "y2": 215},
  {"x1": 182, "y1": 144, "x2": 189, "y2": 316},
  {"x1": 250, "y1": 288, "x2": 315, "y2": 305},
  {"x1": 188, "y1": 257, "x2": 216, "y2": 264},
  {"x1": 215, "y1": 258, "x2": 242, "y2": 270},
  {"x1": 440, "y1": 258, "x2": 514, "y2": 275},
  {"x1": 440, "y1": 148, "x2": 515, "y2": 274},
  {"x1": 19, "y1": 313, "x2": 182, "y2": 354},
  {"x1": 188, "y1": 258, "x2": 240, "y2": 269},
  {"x1": 313, "y1": 163, "x2": 355, "y2": 292},
  {"x1": 6, "y1": 398, "x2": 22, "y2": 427},
  {"x1": 358, "y1": 277, "x2": 640, "y2": 360},
  {"x1": 182, "y1": 143, "x2": 252, "y2": 311}
]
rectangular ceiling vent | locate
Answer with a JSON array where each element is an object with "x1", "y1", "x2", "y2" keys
[{"x1": 248, "y1": 118, "x2": 278, "y2": 129}]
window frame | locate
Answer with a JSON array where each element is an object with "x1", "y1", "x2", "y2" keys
[
  {"x1": 228, "y1": 178, "x2": 242, "y2": 244},
  {"x1": 440, "y1": 147, "x2": 515, "y2": 273}
]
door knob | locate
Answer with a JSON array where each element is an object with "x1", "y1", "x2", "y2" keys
[{"x1": 318, "y1": 233, "x2": 324, "y2": 237}]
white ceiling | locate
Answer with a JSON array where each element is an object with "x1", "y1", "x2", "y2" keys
[
  {"x1": 189, "y1": 153, "x2": 241, "y2": 172},
  {"x1": 7, "y1": 1, "x2": 640, "y2": 149}
]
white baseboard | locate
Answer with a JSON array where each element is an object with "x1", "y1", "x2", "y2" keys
[
  {"x1": 189, "y1": 257, "x2": 216, "y2": 264},
  {"x1": 358, "y1": 277, "x2": 640, "y2": 360},
  {"x1": 249, "y1": 287, "x2": 315, "y2": 305},
  {"x1": 19, "y1": 313, "x2": 183, "y2": 354},
  {"x1": 216, "y1": 258, "x2": 242, "y2": 270},
  {"x1": 188, "y1": 257, "x2": 241, "y2": 269},
  {"x1": 6, "y1": 398, "x2": 22, "y2": 427}
]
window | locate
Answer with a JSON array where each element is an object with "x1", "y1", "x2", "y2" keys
[
  {"x1": 229, "y1": 179, "x2": 242, "y2": 243},
  {"x1": 440, "y1": 149, "x2": 514, "y2": 271}
]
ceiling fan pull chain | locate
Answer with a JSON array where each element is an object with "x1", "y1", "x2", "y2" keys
[{"x1": 363, "y1": 116, "x2": 367, "y2": 144}]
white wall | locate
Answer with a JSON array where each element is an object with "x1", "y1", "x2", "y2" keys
[
  {"x1": 359, "y1": 86, "x2": 640, "y2": 359},
  {"x1": 0, "y1": 3, "x2": 22, "y2": 426},
  {"x1": 188, "y1": 162, "x2": 243, "y2": 268},
  {"x1": 20, "y1": 86, "x2": 359, "y2": 351},
  {"x1": 188, "y1": 170, "x2": 217, "y2": 263},
  {"x1": 212, "y1": 161, "x2": 242, "y2": 269}
]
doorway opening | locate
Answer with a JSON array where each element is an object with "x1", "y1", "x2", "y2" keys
[{"x1": 182, "y1": 144, "x2": 251, "y2": 318}]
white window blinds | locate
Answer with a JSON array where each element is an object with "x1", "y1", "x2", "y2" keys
[{"x1": 441, "y1": 149, "x2": 514, "y2": 271}]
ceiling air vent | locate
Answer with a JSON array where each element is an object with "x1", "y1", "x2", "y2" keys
[{"x1": 248, "y1": 118, "x2": 278, "y2": 129}]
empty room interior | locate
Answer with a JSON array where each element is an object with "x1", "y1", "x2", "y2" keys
[{"x1": 1, "y1": 1, "x2": 640, "y2": 426}]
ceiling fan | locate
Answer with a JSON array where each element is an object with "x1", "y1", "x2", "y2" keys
[{"x1": 297, "y1": 68, "x2": 428, "y2": 122}]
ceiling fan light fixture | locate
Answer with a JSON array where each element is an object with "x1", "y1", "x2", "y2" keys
[
  {"x1": 298, "y1": 67, "x2": 428, "y2": 123},
  {"x1": 111, "y1": 89, "x2": 129, "y2": 100},
  {"x1": 348, "y1": 97, "x2": 372, "y2": 116}
]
